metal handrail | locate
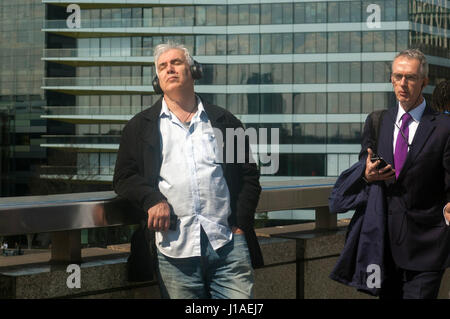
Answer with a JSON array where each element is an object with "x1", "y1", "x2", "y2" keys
[
  {"x1": 0, "y1": 179, "x2": 336, "y2": 237},
  {"x1": 0, "y1": 179, "x2": 337, "y2": 263}
]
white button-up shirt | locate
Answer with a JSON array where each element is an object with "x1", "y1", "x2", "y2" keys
[
  {"x1": 155, "y1": 96, "x2": 233, "y2": 258},
  {"x1": 393, "y1": 99, "x2": 426, "y2": 153}
]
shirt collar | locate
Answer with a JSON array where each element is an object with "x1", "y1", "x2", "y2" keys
[
  {"x1": 193, "y1": 96, "x2": 208, "y2": 123},
  {"x1": 159, "y1": 95, "x2": 208, "y2": 123},
  {"x1": 396, "y1": 98, "x2": 427, "y2": 125},
  {"x1": 160, "y1": 98, "x2": 171, "y2": 119}
]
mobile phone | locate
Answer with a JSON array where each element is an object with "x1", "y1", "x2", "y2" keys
[{"x1": 370, "y1": 154, "x2": 388, "y2": 169}]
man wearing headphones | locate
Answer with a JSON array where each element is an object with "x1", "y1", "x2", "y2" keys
[
  {"x1": 361, "y1": 49, "x2": 450, "y2": 298},
  {"x1": 113, "y1": 42, "x2": 263, "y2": 299}
]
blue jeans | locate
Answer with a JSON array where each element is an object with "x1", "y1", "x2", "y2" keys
[{"x1": 156, "y1": 228, "x2": 254, "y2": 299}]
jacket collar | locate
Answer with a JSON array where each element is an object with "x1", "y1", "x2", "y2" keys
[
  {"x1": 381, "y1": 104, "x2": 437, "y2": 183},
  {"x1": 397, "y1": 104, "x2": 436, "y2": 180},
  {"x1": 141, "y1": 94, "x2": 227, "y2": 124}
]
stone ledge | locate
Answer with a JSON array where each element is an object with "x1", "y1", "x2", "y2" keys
[
  {"x1": 2, "y1": 231, "x2": 448, "y2": 299},
  {"x1": 0, "y1": 247, "x2": 159, "y2": 299}
]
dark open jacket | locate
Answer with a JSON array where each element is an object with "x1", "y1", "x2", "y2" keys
[
  {"x1": 328, "y1": 110, "x2": 388, "y2": 296},
  {"x1": 113, "y1": 96, "x2": 264, "y2": 271},
  {"x1": 328, "y1": 158, "x2": 387, "y2": 296}
]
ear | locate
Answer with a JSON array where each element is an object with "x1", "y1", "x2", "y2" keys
[{"x1": 422, "y1": 77, "x2": 429, "y2": 89}]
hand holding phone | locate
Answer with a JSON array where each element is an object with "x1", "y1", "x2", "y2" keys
[
  {"x1": 364, "y1": 148, "x2": 395, "y2": 183},
  {"x1": 370, "y1": 154, "x2": 388, "y2": 170}
]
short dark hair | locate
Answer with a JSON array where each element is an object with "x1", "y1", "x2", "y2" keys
[{"x1": 431, "y1": 80, "x2": 450, "y2": 112}]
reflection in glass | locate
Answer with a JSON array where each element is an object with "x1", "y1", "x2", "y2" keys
[
  {"x1": 261, "y1": 4, "x2": 271, "y2": 24},
  {"x1": 272, "y1": 34, "x2": 283, "y2": 54},
  {"x1": 294, "y1": 63, "x2": 305, "y2": 84},
  {"x1": 206, "y1": 6, "x2": 216, "y2": 26},
  {"x1": 339, "y1": 2, "x2": 350, "y2": 23},
  {"x1": 385, "y1": 31, "x2": 396, "y2": 51},
  {"x1": 283, "y1": 3, "x2": 293, "y2": 24},
  {"x1": 350, "y1": 62, "x2": 361, "y2": 83},
  {"x1": 350, "y1": 32, "x2": 361, "y2": 52},
  {"x1": 249, "y1": 34, "x2": 260, "y2": 54},
  {"x1": 362, "y1": 32, "x2": 373, "y2": 52},
  {"x1": 228, "y1": 35, "x2": 237, "y2": 55},
  {"x1": 228, "y1": 5, "x2": 238, "y2": 25},
  {"x1": 350, "y1": 2, "x2": 361, "y2": 22},
  {"x1": 272, "y1": 4, "x2": 283, "y2": 24},
  {"x1": 328, "y1": 2, "x2": 339, "y2": 23},
  {"x1": 206, "y1": 35, "x2": 216, "y2": 55},
  {"x1": 239, "y1": 5, "x2": 249, "y2": 25},
  {"x1": 239, "y1": 34, "x2": 250, "y2": 55},
  {"x1": 294, "y1": 3, "x2": 305, "y2": 24},
  {"x1": 316, "y1": 2, "x2": 327, "y2": 23},
  {"x1": 143, "y1": 8, "x2": 152, "y2": 27},
  {"x1": 373, "y1": 32, "x2": 384, "y2": 52},
  {"x1": 249, "y1": 5, "x2": 260, "y2": 25},
  {"x1": 306, "y1": 3, "x2": 317, "y2": 24},
  {"x1": 261, "y1": 34, "x2": 271, "y2": 55}
]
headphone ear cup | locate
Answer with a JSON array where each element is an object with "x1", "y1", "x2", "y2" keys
[
  {"x1": 190, "y1": 60, "x2": 203, "y2": 80},
  {"x1": 152, "y1": 76, "x2": 163, "y2": 95}
]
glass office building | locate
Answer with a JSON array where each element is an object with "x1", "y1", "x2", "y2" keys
[
  {"x1": 0, "y1": 1, "x2": 47, "y2": 196},
  {"x1": 40, "y1": 0, "x2": 449, "y2": 189}
]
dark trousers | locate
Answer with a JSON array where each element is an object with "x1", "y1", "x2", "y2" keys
[{"x1": 380, "y1": 241, "x2": 444, "y2": 299}]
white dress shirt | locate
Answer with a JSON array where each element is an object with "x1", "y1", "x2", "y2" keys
[
  {"x1": 156, "y1": 96, "x2": 233, "y2": 258},
  {"x1": 393, "y1": 99, "x2": 426, "y2": 153},
  {"x1": 394, "y1": 100, "x2": 449, "y2": 226}
]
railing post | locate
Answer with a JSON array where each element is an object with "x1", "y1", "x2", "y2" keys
[
  {"x1": 315, "y1": 206, "x2": 337, "y2": 230},
  {"x1": 50, "y1": 230, "x2": 82, "y2": 264},
  {"x1": 26, "y1": 234, "x2": 34, "y2": 249}
]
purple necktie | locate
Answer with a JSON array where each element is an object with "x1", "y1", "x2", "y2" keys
[{"x1": 394, "y1": 112, "x2": 412, "y2": 179}]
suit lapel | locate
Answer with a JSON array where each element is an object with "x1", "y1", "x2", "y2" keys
[
  {"x1": 377, "y1": 107, "x2": 397, "y2": 187},
  {"x1": 378, "y1": 107, "x2": 397, "y2": 168},
  {"x1": 397, "y1": 106, "x2": 436, "y2": 181}
]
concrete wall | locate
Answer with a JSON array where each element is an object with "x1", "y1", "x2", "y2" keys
[{"x1": 1, "y1": 230, "x2": 449, "y2": 299}]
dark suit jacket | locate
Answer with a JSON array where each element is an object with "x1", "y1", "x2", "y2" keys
[
  {"x1": 113, "y1": 96, "x2": 264, "y2": 268},
  {"x1": 363, "y1": 105, "x2": 450, "y2": 271},
  {"x1": 329, "y1": 158, "x2": 386, "y2": 296}
]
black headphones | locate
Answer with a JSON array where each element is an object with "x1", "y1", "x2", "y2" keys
[{"x1": 152, "y1": 60, "x2": 203, "y2": 95}]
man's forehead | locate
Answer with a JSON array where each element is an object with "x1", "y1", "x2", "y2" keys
[
  {"x1": 392, "y1": 56, "x2": 421, "y2": 72},
  {"x1": 157, "y1": 49, "x2": 186, "y2": 65}
]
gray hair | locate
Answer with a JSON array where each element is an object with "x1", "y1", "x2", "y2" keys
[
  {"x1": 153, "y1": 41, "x2": 194, "y2": 75},
  {"x1": 392, "y1": 48, "x2": 429, "y2": 79}
]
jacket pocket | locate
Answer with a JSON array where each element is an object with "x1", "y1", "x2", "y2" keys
[{"x1": 406, "y1": 209, "x2": 446, "y2": 227}]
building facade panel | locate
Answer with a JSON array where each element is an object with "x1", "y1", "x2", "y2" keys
[{"x1": 40, "y1": 0, "x2": 449, "y2": 187}]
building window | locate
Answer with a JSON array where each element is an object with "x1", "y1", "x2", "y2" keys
[
  {"x1": 276, "y1": 154, "x2": 326, "y2": 177},
  {"x1": 228, "y1": 5, "x2": 238, "y2": 25}
]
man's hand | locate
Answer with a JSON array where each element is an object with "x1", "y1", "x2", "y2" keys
[
  {"x1": 232, "y1": 226, "x2": 245, "y2": 235},
  {"x1": 147, "y1": 200, "x2": 171, "y2": 232},
  {"x1": 364, "y1": 148, "x2": 396, "y2": 183},
  {"x1": 444, "y1": 203, "x2": 450, "y2": 224}
]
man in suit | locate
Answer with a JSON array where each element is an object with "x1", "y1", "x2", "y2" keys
[
  {"x1": 113, "y1": 42, "x2": 263, "y2": 299},
  {"x1": 361, "y1": 49, "x2": 450, "y2": 299}
]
